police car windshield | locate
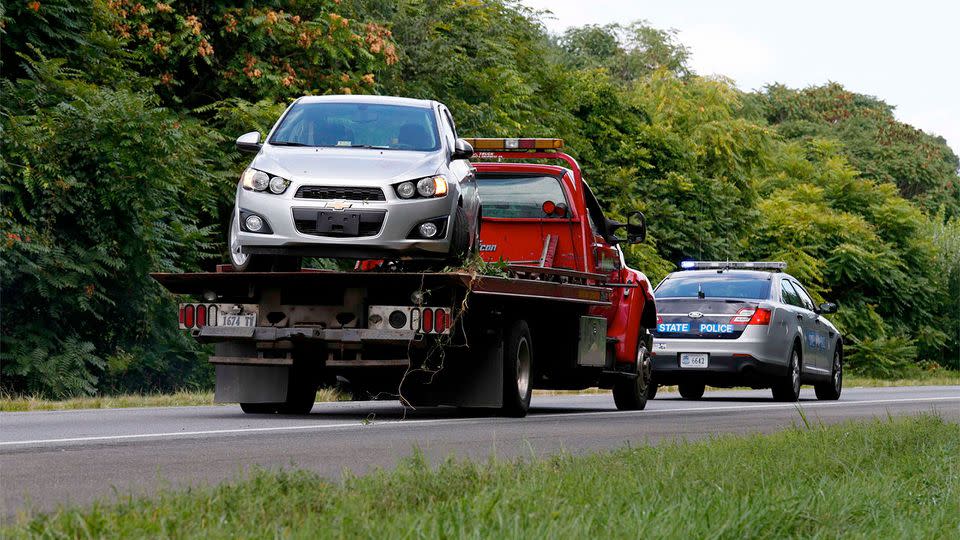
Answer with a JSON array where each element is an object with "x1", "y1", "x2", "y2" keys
[{"x1": 656, "y1": 275, "x2": 771, "y2": 300}]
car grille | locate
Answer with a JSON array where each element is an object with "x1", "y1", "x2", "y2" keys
[
  {"x1": 293, "y1": 209, "x2": 386, "y2": 238},
  {"x1": 295, "y1": 186, "x2": 386, "y2": 201}
]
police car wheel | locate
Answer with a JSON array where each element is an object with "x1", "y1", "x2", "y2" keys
[
  {"x1": 772, "y1": 347, "x2": 802, "y2": 402},
  {"x1": 815, "y1": 348, "x2": 843, "y2": 400}
]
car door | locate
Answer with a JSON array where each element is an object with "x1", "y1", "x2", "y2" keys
[
  {"x1": 440, "y1": 107, "x2": 478, "y2": 222},
  {"x1": 791, "y1": 280, "x2": 830, "y2": 374},
  {"x1": 779, "y1": 278, "x2": 820, "y2": 373}
]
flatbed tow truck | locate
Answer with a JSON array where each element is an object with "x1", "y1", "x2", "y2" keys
[{"x1": 153, "y1": 139, "x2": 657, "y2": 417}]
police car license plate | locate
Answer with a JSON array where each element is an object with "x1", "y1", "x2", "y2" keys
[{"x1": 680, "y1": 353, "x2": 709, "y2": 368}]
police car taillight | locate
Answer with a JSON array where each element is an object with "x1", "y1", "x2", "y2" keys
[
  {"x1": 748, "y1": 308, "x2": 772, "y2": 325},
  {"x1": 731, "y1": 308, "x2": 755, "y2": 324}
]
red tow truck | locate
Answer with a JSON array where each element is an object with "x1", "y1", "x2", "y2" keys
[{"x1": 154, "y1": 138, "x2": 657, "y2": 417}]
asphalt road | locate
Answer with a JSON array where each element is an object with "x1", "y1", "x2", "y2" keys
[{"x1": 2, "y1": 385, "x2": 957, "y2": 519}]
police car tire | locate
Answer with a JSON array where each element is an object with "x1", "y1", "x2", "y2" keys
[
  {"x1": 678, "y1": 383, "x2": 705, "y2": 400},
  {"x1": 815, "y1": 348, "x2": 843, "y2": 400},
  {"x1": 772, "y1": 347, "x2": 802, "y2": 402},
  {"x1": 240, "y1": 402, "x2": 279, "y2": 414}
]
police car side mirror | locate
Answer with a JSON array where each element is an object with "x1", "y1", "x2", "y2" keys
[
  {"x1": 626, "y1": 211, "x2": 646, "y2": 244},
  {"x1": 818, "y1": 302, "x2": 837, "y2": 314},
  {"x1": 236, "y1": 131, "x2": 262, "y2": 153},
  {"x1": 452, "y1": 138, "x2": 474, "y2": 160}
]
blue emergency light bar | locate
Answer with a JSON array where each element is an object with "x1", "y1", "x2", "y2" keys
[{"x1": 680, "y1": 261, "x2": 787, "y2": 271}]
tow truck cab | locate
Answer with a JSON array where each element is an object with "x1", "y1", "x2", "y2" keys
[{"x1": 467, "y1": 139, "x2": 658, "y2": 367}]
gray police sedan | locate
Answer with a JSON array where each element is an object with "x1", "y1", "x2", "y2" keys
[{"x1": 650, "y1": 261, "x2": 843, "y2": 402}]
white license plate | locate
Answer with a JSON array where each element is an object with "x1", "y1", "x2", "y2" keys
[
  {"x1": 218, "y1": 312, "x2": 257, "y2": 328},
  {"x1": 680, "y1": 353, "x2": 709, "y2": 368}
]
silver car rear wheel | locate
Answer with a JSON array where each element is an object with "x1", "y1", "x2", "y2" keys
[{"x1": 772, "y1": 347, "x2": 801, "y2": 402}]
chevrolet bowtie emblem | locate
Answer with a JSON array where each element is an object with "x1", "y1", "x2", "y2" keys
[{"x1": 327, "y1": 201, "x2": 353, "y2": 211}]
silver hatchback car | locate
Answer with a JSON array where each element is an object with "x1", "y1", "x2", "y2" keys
[
  {"x1": 229, "y1": 95, "x2": 481, "y2": 270},
  {"x1": 650, "y1": 261, "x2": 843, "y2": 402}
]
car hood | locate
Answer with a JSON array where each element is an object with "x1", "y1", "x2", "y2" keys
[{"x1": 250, "y1": 146, "x2": 445, "y2": 183}]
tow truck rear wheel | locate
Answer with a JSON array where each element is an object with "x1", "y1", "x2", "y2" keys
[
  {"x1": 613, "y1": 331, "x2": 652, "y2": 410},
  {"x1": 501, "y1": 320, "x2": 533, "y2": 417}
]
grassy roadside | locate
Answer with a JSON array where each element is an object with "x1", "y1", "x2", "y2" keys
[
  {"x1": 6, "y1": 415, "x2": 957, "y2": 538},
  {"x1": 0, "y1": 389, "x2": 342, "y2": 412}
]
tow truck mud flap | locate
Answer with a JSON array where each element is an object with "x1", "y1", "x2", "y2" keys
[
  {"x1": 212, "y1": 341, "x2": 290, "y2": 403},
  {"x1": 451, "y1": 336, "x2": 504, "y2": 408},
  {"x1": 578, "y1": 316, "x2": 607, "y2": 367}
]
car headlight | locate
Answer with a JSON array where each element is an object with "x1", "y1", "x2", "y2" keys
[
  {"x1": 395, "y1": 176, "x2": 448, "y2": 199},
  {"x1": 269, "y1": 176, "x2": 290, "y2": 194},
  {"x1": 396, "y1": 181, "x2": 416, "y2": 199},
  {"x1": 242, "y1": 169, "x2": 289, "y2": 194}
]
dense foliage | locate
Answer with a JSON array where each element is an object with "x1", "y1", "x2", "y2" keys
[{"x1": 2, "y1": 0, "x2": 957, "y2": 396}]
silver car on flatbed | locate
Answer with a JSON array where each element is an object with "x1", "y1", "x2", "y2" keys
[
  {"x1": 229, "y1": 95, "x2": 481, "y2": 271},
  {"x1": 650, "y1": 261, "x2": 843, "y2": 402}
]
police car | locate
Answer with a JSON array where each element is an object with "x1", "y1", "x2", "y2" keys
[{"x1": 649, "y1": 261, "x2": 843, "y2": 401}]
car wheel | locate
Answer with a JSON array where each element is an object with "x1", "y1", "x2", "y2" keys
[
  {"x1": 772, "y1": 346, "x2": 802, "y2": 402},
  {"x1": 449, "y1": 205, "x2": 472, "y2": 264},
  {"x1": 228, "y1": 210, "x2": 300, "y2": 272},
  {"x1": 646, "y1": 382, "x2": 658, "y2": 400},
  {"x1": 501, "y1": 320, "x2": 533, "y2": 417},
  {"x1": 613, "y1": 334, "x2": 651, "y2": 410},
  {"x1": 678, "y1": 383, "x2": 705, "y2": 400},
  {"x1": 815, "y1": 347, "x2": 843, "y2": 400}
]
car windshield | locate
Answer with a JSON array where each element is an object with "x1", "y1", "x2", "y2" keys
[
  {"x1": 656, "y1": 275, "x2": 771, "y2": 299},
  {"x1": 476, "y1": 175, "x2": 568, "y2": 218},
  {"x1": 269, "y1": 102, "x2": 440, "y2": 151}
]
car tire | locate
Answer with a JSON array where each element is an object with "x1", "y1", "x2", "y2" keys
[
  {"x1": 240, "y1": 402, "x2": 277, "y2": 414},
  {"x1": 228, "y1": 210, "x2": 300, "y2": 272},
  {"x1": 501, "y1": 320, "x2": 533, "y2": 417},
  {"x1": 772, "y1": 346, "x2": 802, "y2": 402},
  {"x1": 613, "y1": 334, "x2": 651, "y2": 411},
  {"x1": 647, "y1": 380, "x2": 658, "y2": 400},
  {"x1": 815, "y1": 347, "x2": 843, "y2": 400},
  {"x1": 449, "y1": 205, "x2": 472, "y2": 264},
  {"x1": 678, "y1": 383, "x2": 705, "y2": 400}
]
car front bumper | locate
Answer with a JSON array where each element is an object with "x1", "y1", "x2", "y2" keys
[{"x1": 236, "y1": 184, "x2": 458, "y2": 259}]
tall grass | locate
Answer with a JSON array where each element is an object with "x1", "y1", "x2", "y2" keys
[{"x1": 7, "y1": 415, "x2": 958, "y2": 538}]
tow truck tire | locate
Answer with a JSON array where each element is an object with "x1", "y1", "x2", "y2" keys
[
  {"x1": 613, "y1": 334, "x2": 652, "y2": 410},
  {"x1": 678, "y1": 383, "x2": 705, "y2": 400},
  {"x1": 815, "y1": 348, "x2": 843, "y2": 400},
  {"x1": 647, "y1": 381, "x2": 658, "y2": 400},
  {"x1": 240, "y1": 403, "x2": 278, "y2": 414},
  {"x1": 501, "y1": 320, "x2": 533, "y2": 417}
]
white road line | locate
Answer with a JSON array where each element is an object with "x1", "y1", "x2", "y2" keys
[{"x1": 1, "y1": 395, "x2": 956, "y2": 448}]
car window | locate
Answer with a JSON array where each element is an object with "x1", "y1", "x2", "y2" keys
[
  {"x1": 656, "y1": 276, "x2": 772, "y2": 300},
  {"x1": 269, "y1": 102, "x2": 440, "y2": 151},
  {"x1": 442, "y1": 108, "x2": 458, "y2": 143},
  {"x1": 791, "y1": 280, "x2": 817, "y2": 311},
  {"x1": 780, "y1": 279, "x2": 805, "y2": 308},
  {"x1": 476, "y1": 174, "x2": 569, "y2": 218}
]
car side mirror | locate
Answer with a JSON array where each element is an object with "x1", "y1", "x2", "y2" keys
[
  {"x1": 236, "y1": 131, "x2": 262, "y2": 153},
  {"x1": 818, "y1": 302, "x2": 837, "y2": 314},
  {"x1": 451, "y1": 138, "x2": 474, "y2": 160},
  {"x1": 626, "y1": 211, "x2": 646, "y2": 243}
]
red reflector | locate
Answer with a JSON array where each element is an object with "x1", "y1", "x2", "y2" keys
[
  {"x1": 196, "y1": 304, "x2": 207, "y2": 327},
  {"x1": 422, "y1": 308, "x2": 433, "y2": 333},
  {"x1": 542, "y1": 200, "x2": 556, "y2": 216},
  {"x1": 748, "y1": 308, "x2": 772, "y2": 325},
  {"x1": 657, "y1": 315, "x2": 663, "y2": 324},
  {"x1": 184, "y1": 304, "x2": 195, "y2": 328},
  {"x1": 435, "y1": 309, "x2": 446, "y2": 332},
  {"x1": 179, "y1": 306, "x2": 185, "y2": 325}
]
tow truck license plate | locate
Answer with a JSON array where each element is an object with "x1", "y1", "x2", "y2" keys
[
  {"x1": 220, "y1": 313, "x2": 256, "y2": 328},
  {"x1": 680, "y1": 353, "x2": 709, "y2": 368}
]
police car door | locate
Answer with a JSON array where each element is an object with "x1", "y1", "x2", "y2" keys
[
  {"x1": 779, "y1": 279, "x2": 821, "y2": 374},
  {"x1": 791, "y1": 280, "x2": 830, "y2": 375}
]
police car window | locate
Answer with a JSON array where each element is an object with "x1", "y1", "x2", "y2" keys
[
  {"x1": 791, "y1": 280, "x2": 816, "y2": 311},
  {"x1": 655, "y1": 276, "x2": 772, "y2": 300},
  {"x1": 780, "y1": 280, "x2": 804, "y2": 308},
  {"x1": 476, "y1": 175, "x2": 568, "y2": 218}
]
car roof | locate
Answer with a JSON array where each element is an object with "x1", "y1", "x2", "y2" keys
[{"x1": 295, "y1": 95, "x2": 435, "y2": 108}]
